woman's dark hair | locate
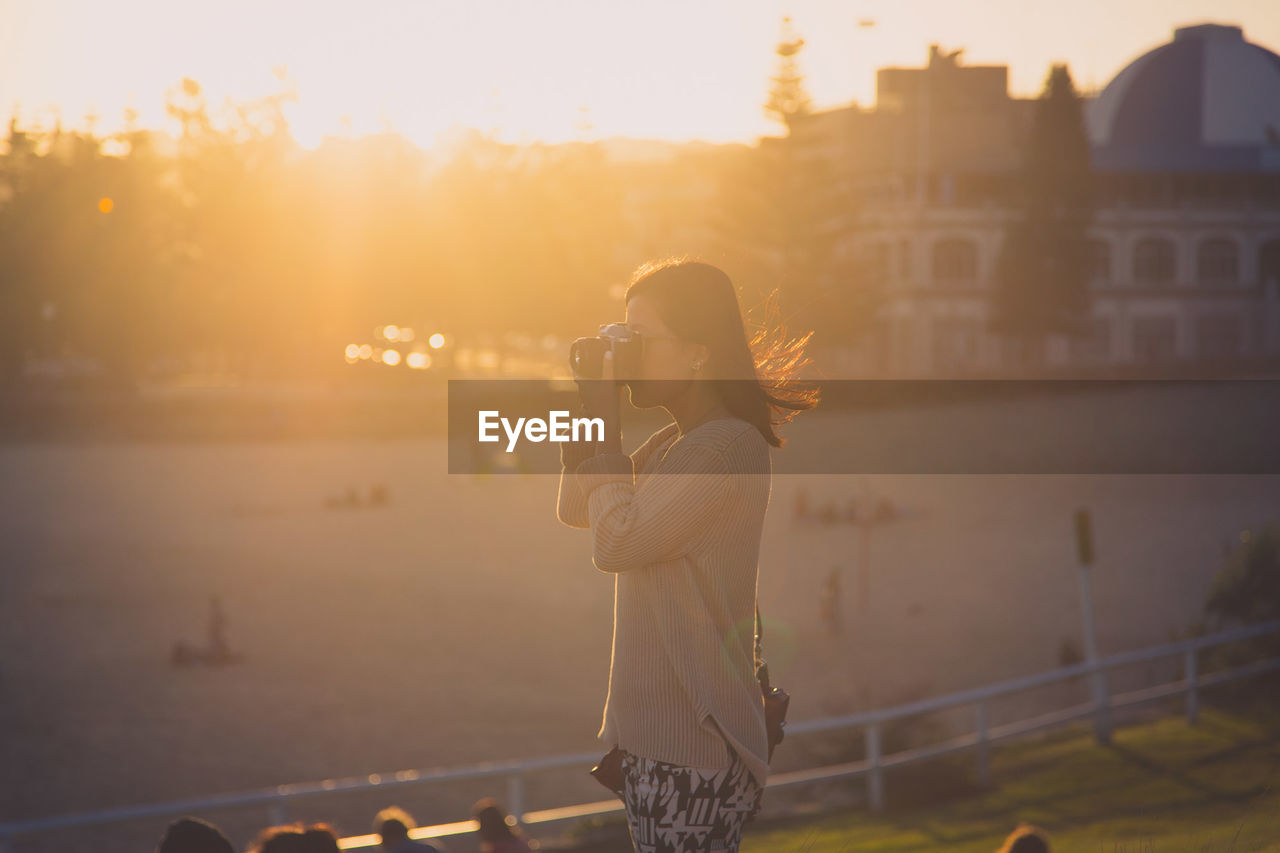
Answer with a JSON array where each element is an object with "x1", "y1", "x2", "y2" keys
[
  {"x1": 472, "y1": 798, "x2": 524, "y2": 843},
  {"x1": 624, "y1": 256, "x2": 819, "y2": 447}
]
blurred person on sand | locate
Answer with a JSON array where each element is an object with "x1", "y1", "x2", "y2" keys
[
  {"x1": 472, "y1": 798, "x2": 535, "y2": 853},
  {"x1": 208, "y1": 595, "x2": 229, "y2": 661},
  {"x1": 557, "y1": 257, "x2": 818, "y2": 852},
  {"x1": 374, "y1": 806, "x2": 443, "y2": 852}
]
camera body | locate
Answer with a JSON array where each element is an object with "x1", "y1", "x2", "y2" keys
[{"x1": 569, "y1": 322, "x2": 644, "y2": 380}]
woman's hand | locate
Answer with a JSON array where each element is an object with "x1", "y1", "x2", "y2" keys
[{"x1": 567, "y1": 351, "x2": 624, "y2": 463}]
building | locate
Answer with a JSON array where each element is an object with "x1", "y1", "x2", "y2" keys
[{"x1": 791, "y1": 23, "x2": 1280, "y2": 376}]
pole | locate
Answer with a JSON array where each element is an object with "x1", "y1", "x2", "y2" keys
[{"x1": 1074, "y1": 508, "x2": 1111, "y2": 743}]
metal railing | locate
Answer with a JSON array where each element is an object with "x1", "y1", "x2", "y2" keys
[{"x1": 3, "y1": 619, "x2": 1277, "y2": 852}]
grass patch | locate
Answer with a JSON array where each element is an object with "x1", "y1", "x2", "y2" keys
[{"x1": 742, "y1": 705, "x2": 1280, "y2": 852}]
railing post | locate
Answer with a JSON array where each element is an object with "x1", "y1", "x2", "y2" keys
[
  {"x1": 1076, "y1": 554, "x2": 1112, "y2": 745},
  {"x1": 865, "y1": 724, "x2": 885, "y2": 812},
  {"x1": 975, "y1": 702, "x2": 990, "y2": 788},
  {"x1": 506, "y1": 773, "x2": 525, "y2": 825},
  {"x1": 1185, "y1": 648, "x2": 1199, "y2": 724},
  {"x1": 1089, "y1": 659, "x2": 1113, "y2": 744}
]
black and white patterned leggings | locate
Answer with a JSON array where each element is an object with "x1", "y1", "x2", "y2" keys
[{"x1": 620, "y1": 748, "x2": 763, "y2": 853}]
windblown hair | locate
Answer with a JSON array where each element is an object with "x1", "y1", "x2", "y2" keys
[{"x1": 624, "y1": 255, "x2": 819, "y2": 447}]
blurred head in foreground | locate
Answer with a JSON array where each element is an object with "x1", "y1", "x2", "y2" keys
[
  {"x1": 249, "y1": 822, "x2": 341, "y2": 853},
  {"x1": 157, "y1": 816, "x2": 234, "y2": 853},
  {"x1": 997, "y1": 823, "x2": 1051, "y2": 853},
  {"x1": 472, "y1": 797, "x2": 536, "y2": 851}
]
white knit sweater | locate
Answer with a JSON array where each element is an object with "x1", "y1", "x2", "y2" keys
[{"x1": 556, "y1": 416, "x2": 772, "y2": 789}]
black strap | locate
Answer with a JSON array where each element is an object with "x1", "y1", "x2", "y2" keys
[{"x1": 755, "y1": 605, "x2": 771, "y2": 693}]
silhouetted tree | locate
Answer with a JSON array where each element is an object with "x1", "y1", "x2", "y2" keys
[
  {"x1": 1207, "y1": 525, "x2": 1280, "y2": 628},
  {"x1": 714, "y1": 19, "x2": 874, "y2": 353},
  {"x1": 764, "y1": 18, "x2": 813, "y2": 131},
  {"x1": 0, "y1": 119, "x2": 41, "y2": 384},
  {"x1": 990, "y1": 64, "x2": 1094, "y2": 365}
]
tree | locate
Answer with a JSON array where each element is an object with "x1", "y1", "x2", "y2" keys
[
  {"x1": 0, "y1": 119, "x2": 42, "y2": 384},
  {"x1": 713, "y1": 19, "x2": 875, "y2": 354},
  {"x1": 764, "y1": 18, "x2": 813, "y2": 131},
  {"x1": 1207, "y1": 525, "x2": 1280, "y2": 628},
  {"x1": 989, "y1": 64, "x2": 1094, "y2": 366}
]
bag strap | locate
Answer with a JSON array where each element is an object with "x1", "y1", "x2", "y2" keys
[{"x1": 755, "y1": 604, "x2": 772, "y2": 693}]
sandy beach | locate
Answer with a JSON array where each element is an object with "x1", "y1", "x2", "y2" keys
[{"x1": 2, "y1": 400, "x2": 1276, "y2": 850}]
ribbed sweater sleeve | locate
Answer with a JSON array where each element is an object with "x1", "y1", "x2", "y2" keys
[
  {"x1": 562, "y1": 418, "x2": 773, "y2": 790},
  {"x1": 575, "y1": 444, "x2": 731, "y2": 573},
  {"x1": 555, "y1": 423, "x2": 678, "y2": 529}
]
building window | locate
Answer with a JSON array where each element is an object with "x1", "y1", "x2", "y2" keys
[
  {"x1": 1133, "y1": 238, "x2": 1176, "y2": 285},
  {"x1": 1259, "y1": 238, "x2": 1280, "y2": 292},
  {"x1": 1196, "y1": 238, "x2": 1238, "y2": 286},
  {"x1": 1195, "y1": 313, "x2": 1242, "y2": 360},
  {"x1": 1087, "y1": 239, "x2": 1111, "y2": 287},
  {"x1": 1070, "y1": 316, "x2": 1112, "y2": 363},
  {"x1": 932, "y1": 238, "x2": 978, "y2": 284},
  {"x1": 931, "y1": 316, "x2": 977, "y2": 368},
  {"x1": 1131, "y1": 316, "x2": 1178, "y2": 363},
  {"x1": 859, "y1": 240, "x2": 892, "y2": 283}
]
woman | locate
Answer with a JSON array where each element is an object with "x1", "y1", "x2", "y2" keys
[{"x1": 556, "y1": 257, "x2": 818, "y2": 852}]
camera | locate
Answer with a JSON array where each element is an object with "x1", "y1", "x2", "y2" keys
[{"x1": 569, "y1": 323, "x2": 644, "y2": 380}]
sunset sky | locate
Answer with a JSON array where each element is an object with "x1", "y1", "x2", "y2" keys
[{"x1": 3, "y1": 0, "x2": 1278, "y2": 150}]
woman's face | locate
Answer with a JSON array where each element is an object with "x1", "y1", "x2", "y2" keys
[{"x1": 623, "y1": 293, "x2": 705, "y2": 408}]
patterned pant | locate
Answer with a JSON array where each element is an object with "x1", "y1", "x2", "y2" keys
[{"x1": 620, "y1": 748, "x2": 763, "y2": 853}]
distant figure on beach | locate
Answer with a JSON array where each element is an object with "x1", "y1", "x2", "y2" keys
[
  {"x1": 208, "y1": 595, "x2": 229, "y2": 661},
  {"x1": 995, "y1": 823, "x2": 1051, "y2": 853},
  {"x1": 794, "y1": 486, "x2": 810, "y2": 521},
  {"x1": 844, "y1": 497, "x2": 859, "y2": 524},
  {"x1": 170, "y1": 596, "x2": 242, "y2": 667},
  {"x1": 156, "y1": 816, "x2": 234, "y2": 853},
  {"x1": 374, "y1": 806, "x2": 442, "y2": 852},
  {"x1": 873, "y1": 497, "x2": 897, "y2": 522},
  {"x1": 249, "y1": 823, "x2": 341, "y2": 853},
  {"x1": 820, "y1": 567, "x2": 842, "y2": 635},
  {"x1": 472, "y1": 799, "x2": 534, "y2": 853}
]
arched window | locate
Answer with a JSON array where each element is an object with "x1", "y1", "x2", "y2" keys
[
  {"x1": 858, "y1": 240, "x2": 893, "y2": 283},
  {"x1": 1258, "y1": 238, "x2": 1280, "y2": 292},
  {"x1": 1132, "y1": 315, "x2": 1178, "y2": 363},
  {"x1": 1086, "y1": 239, "x2": 1111, "y2": 286},
  {"x1": 1196, "y1": 238, "x2": 1238, "y2": 285},
  {"x1": 932, "y1": 238, "x2": 978, "y2": 284},
  {"x1": 1133, "y1": 238, "x2": 1176, "y2": 285}
]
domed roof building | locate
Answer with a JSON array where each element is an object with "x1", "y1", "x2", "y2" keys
[
  {"x1": 785, "y1": 22, "x2": 1280, "y2": 375},
  {"x1": 1088, "y1": 24, "x2": 1280, "y2": 173}
]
